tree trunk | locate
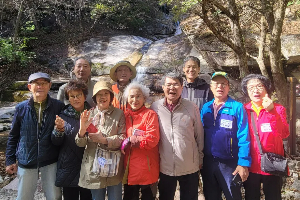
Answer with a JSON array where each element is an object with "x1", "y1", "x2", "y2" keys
[
  {"x1": 257, "y1": 16, "x2": 269, "y2": 78},
  {"x1": 13, "y1": 0, "x2": 23, "y2": 44}
]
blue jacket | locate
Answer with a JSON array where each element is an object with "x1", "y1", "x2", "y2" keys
[
  {"x1": 6, "y1": 95, "x2": 64, "y2": 168},
  {"x1": 200, "y1": 97, "x2": 251, "y2": 167}
]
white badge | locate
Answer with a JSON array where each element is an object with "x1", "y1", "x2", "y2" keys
[
  {"x1": 261, "y1": 123, "x2": 272, "y2": 132},
  {"x1": 220, "y1": 119, "x2": 233, "y2": 129},
  {"x1": 98, "y1": 157, "x2": 106, "y2": 166}
]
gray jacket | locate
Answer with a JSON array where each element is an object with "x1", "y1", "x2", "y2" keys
[
  {"x1": 150, "y1": 98, "x2": 204, "y2": 176},
  {"x1": 57, "y1": 78, "x2": 96, "y2": 107}
]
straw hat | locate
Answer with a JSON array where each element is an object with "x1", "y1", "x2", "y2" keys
[
  {"x1": 92, "y1": 81, "x2": 114, "y2": 103},
  {"x1": 110, "y1": 60, "x2": 137, "y2": 82}
]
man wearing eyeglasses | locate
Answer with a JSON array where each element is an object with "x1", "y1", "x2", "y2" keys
[
  {"x1": 151, "y1": 72, "x2": 204, "y2": 200},
  {"x1": 200, "y1": 72, "x2": 251, "y2": 200},
  {"x1": 6, "y1": 72, "x2": 64, "y2": 200}
]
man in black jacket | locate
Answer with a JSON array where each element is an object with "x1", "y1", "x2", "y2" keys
[
  {"x1": 181, "y1": 56, "x2": 213, "y2": 111},
  {"x1": 6, "y1": 72, "x2": 64, "y2": 200}
]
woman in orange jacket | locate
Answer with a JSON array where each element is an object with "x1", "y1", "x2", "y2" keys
[{"x1": 121, "y1": 82, "x2": 160, "y2": 200}]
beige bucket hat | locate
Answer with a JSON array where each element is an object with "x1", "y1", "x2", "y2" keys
[
  {"x1": 110, "y1": 60, "x2": 137, "y2": 82},
  {"x1": 92, "y1": 81, "x2": 114, "y2": 103}
]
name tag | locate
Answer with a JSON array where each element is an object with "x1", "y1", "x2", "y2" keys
[
  {"x1": 98, "y1": 157, "x2": 106, "y2": 166},
  {"x1": 261, "y1": 123, "x2": 272, "y2": 132},
  {"x1": 220, "y1": 119, "x2": 233, "y2": 129}
]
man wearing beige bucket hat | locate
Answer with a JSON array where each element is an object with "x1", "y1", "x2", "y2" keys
[{"x1": 110, "y1": 60, "x2": 137, "y2": 112}]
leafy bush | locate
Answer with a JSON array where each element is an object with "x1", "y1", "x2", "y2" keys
[
  {"x1": 0, "y1": 37, "x2": 35, "y2": 66},
  {"x1": 91, "y1": 0, "x2": 162, "y2": 30}
]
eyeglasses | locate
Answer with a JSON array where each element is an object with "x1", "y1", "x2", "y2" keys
[
  {"x1": 211, "y1": 82, "x2": 228, "y2": 88},
  {"x1": 69, "y1": 93, "x2": 83, "y2": 99},
  {"x1": 165, "y1": 83, "x2": 181, "y2": 88},
  {"x1": 31, "y1": 81, "x2": 49, "y2": 87},
  {"x1": 116, "y1": 68, "x2": 131, "y2": 73},
  {"x1": 247, "y1": 84, "x2": 264, "y2": 92}
]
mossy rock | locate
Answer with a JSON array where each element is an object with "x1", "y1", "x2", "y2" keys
[
  {"x1": 0, "y1": 90, "x2": 31, "y2": 102},
  {"x1": 8, "y1": 81, "x2": 28, "y2": 91}
]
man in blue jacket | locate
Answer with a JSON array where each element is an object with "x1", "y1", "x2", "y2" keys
[
  {"x1": 200, "y1": 72, "x2": 251, "y2": 200},
  {"x1": 5, "y1": 72, "x2": 64, "y2": 200}
]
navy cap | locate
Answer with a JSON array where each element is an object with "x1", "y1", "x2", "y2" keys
[{"x1": 28, "y1": 72, "x2": 51, "y2": 83}]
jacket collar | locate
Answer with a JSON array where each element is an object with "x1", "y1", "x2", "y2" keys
[
  {"x1": 183, "y1": 77, "x2": 207, "y2": 88},
  {"x1": 209, "y1": 96, "x2": 234, "y2": 109},
  {"x1": 62, "y1": 101, "x2": 91, "y2": 119},
  {"x1": 127, "y1": 105, "x2": 146, "y2": 115},
  {"x1": 28, "y1": 94, "x2": 51, "y2": 110}
]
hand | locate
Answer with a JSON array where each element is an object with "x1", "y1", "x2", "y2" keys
[
  {"x1": 89, "y1": 131, "x2": 108, "y2": 144},
  {"x1": 232, "y1": 165, "x2": 249, "y2": 182},
  {"x1": 262, "y1": 94, "x2": 274, "y2": 112},
  {"x1": 55, "y1": 115, "x2": 65, "y2": 131},
  {"x1": 6, "y1": 163, "x2": 17, "y2": 175},
  {"x1": 130, "y1": 135, "x2": 142, "y2": 147},
  {"x1": 79, "y1": 110, "x2": 92, "y2": 137},
  {"x1": 121, "y1": 138, "x2": 130, "y2": 154}
]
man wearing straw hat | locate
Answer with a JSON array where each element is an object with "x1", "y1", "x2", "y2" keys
[{"x1": 110, "y1": 60, "x2": 137, "y2": 112}]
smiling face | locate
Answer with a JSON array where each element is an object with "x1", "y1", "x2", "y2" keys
[
  {"x1": 96, "y1": 89, "x2": 111, "y2": 111},
  {"x1": 73, "y1": 58, "x2": 91, "y2": 82},
  {"x1": 183, "y1": 60, "x2": 200, "y2": 83},
  {"x1": 127, "y1": 88, "x2": 145, "y2": 111},
  {"x1": 162, "y1": 77, "x2": 183, "y2": 104},
  {"x1": 210, "y1": 76, "x2": 229, "y2": 102},
  {"x1": 247, "y1": 79, "x2": 267, "y2": 105},
  {"x1": 114, "y1": 65, "x2": 132, "y2": 84},
  {"x1": 28, "y1": 78, "x2": 51, "y2": 102},
  {"x1": 68, "y1": 90, "x2": 85, "y2": 112}
]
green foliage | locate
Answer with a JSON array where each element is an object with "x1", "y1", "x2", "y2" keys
[
  {"x1": 160, "y1": 0, "x2": 199, "y2": 20},
  {"x1": 0, "y1": 37, "x2": 35, "y2": 66},
  {"x1": 90, "y1": 0, "x2": 161, "y2": 30},
  {"x1": 288, "y1": 0, "x2": 300, "y2": 6},
  {"x1": 21, "y1": 21, "x2": 36, "y2": 32}
]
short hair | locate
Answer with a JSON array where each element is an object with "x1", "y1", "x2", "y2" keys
[
  {"x1": 162, "y1": 72, "x2": 183, "y2": 86},
  {"x1": 183, "y1": 56, "x2": 200, "y2": 68},
  {"x1": 64, "y1": 79, "x2": 89, "y2": 100},
  {"x1": 74, "y1": 57, "x2": 92, "y2": 68},
  {"x1": 123, "y1": 82, "x2": 150, "y2": 102},
  {"x1": 241, "y1": 74, "x2": 273, "y2": 97}
]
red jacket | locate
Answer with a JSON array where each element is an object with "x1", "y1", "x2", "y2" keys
[
  {"x1": 244, "y1": 102, "x2": 290, "y2": 175},
  {"x1": 124, "y1": 106, "x2": 160, "y2": 185}
]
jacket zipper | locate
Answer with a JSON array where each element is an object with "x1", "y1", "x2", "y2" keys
[
  {"x1": 171, "y1": 111, "x2": 176, "y2": 176},
  {"x1": 147, "y1": 155, "x2": 150, "y2": 171},
  {"x1": 37, "y1": 102, "x2": 42, "y2": 177},
  {"x1": 230, "y1": 138, "x2": 233, "y2": 157}
]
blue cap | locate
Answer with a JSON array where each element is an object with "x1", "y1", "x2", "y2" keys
[
  {"x1": 28, "y1": 72, "x2": 51, "y2": 83},
  {"x1": 211, "y1": 72, "x2": 229, "y2": 82}
]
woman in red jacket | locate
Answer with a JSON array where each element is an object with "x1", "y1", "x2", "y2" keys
[
  {"x1": 121, "y1": 82, "x2": 160, "y2": 200},
  {"x1": 241, "y1": 74, "x2": 290, "y2": 200}
]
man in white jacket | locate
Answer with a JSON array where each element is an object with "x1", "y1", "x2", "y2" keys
[{"x1": 151, "y1": 72, "x2": 204, "y2": 200}]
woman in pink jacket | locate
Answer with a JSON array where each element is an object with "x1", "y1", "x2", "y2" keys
[{"x1": 241, "y1": 74, "x2": 290, "y2": 200}]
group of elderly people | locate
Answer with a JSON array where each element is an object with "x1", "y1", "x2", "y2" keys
[{"x1": 5, "y1": 56, "x2": 289, "y2": 200}]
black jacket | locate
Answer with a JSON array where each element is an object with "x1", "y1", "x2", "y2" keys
[
  {"x1": 182, "y1": 77, "x2": 214, "y2": 111},
  {"x1": 6, "y1": 95, "x2": 64, "y2": 168},
  {"x1": 52, "y1": 103, "x2": 91, "y2": 187}
]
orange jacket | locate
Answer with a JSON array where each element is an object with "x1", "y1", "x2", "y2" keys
[
  {"x1": 124, "y1": 106, "x2": 160, "y2": 185},
  {"x1": 112, "y1": 84, "x2": 130, "y2": 112}
]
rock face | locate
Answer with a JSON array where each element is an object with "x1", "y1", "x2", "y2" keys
[{"x1": 70, "y1": 34, "x2": 213, "y2": 93}]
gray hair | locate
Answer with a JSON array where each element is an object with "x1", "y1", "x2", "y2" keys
[
  {"x1": 161, "y1": 72, "x2": 183, "y2": 86},
  {"x1": 74, "y1": 57, "x2": 92, "y2": 67},
  {"x1": 123, "y1": 82, "x2": 150, "y2": 102},
  {"x1": 183, "y1": 56, "x2": 200, "y2": 68}
]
